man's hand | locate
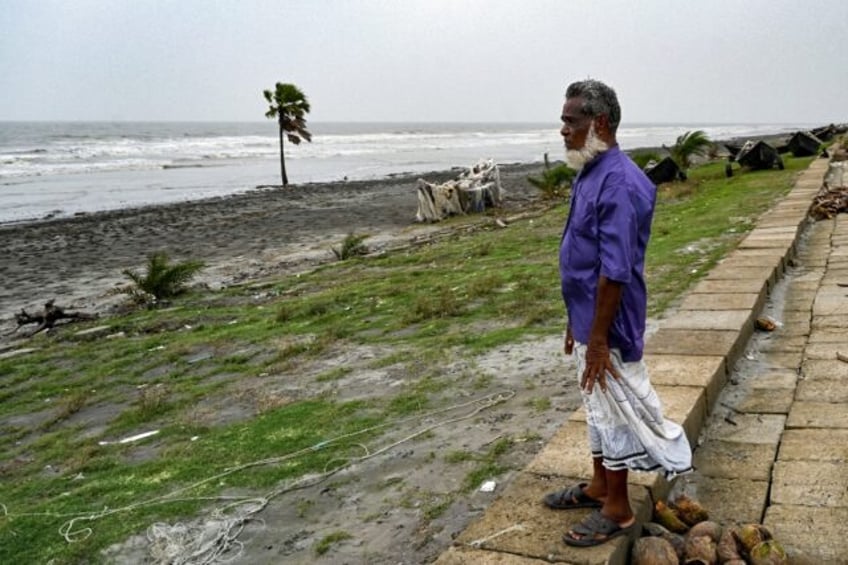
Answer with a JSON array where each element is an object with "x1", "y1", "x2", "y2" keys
[
  {"x1": 580, "y1": 338, "x2": 622, "y2": 394},
  {"x1": 563, "y1": 326, "x2": 574, "y2": 355},
  {"x1": 581, "y1": 276, "x2": 624, "y2": 394}
]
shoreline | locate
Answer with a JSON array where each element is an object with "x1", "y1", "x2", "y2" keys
[
  {"x1": 1, "y1": 122, "x2": 816, "y2": 227},
  {"x1": 0, "y1": 161, "x2": 538, "y2": 229}
]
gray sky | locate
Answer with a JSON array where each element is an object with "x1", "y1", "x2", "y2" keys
[{"x1": 1, "y1": 0, "x2": 845, "y2": 124}]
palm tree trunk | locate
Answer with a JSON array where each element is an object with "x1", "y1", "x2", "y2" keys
[{"x1": 278, "y1": 123, "x2": 288, "y2": 187}]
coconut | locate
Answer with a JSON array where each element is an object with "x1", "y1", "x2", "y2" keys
[
  {"x1": 717, "y1": 527, "x2": 743, "y2": 562},
  {"x1": 643, "y1": 522, "x2": 686, "y2": 561},
  {"x1": 654, "y1": 500, "x2": 689, "y2": 534},
  {"x1": 686, "y1": 520, "x2": 721, "y2": 543},
  {"x1": 737, "y1": 523, "x2": 773, "y2": 554},
  {"x1": 683, "y1": 535, "x2": 717, "y2": 565},
  {"x1": 672, "y1": 494, "x2": 709, "y2": 526},
  {"x1": 749, "y1": 539, "x2": 788, "y2": 565},
  {"x1": 632, "y1": 536, "x2": 679, "y2": 565}
]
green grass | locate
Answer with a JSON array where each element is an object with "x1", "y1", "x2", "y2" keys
[
  {"x1": 0, "y1": 154, "x2": 814, "y2": 562},
  {"x1": 460, "y1": 437, "x2": 513, "y2": 492},
  {"x1": 1, "y1": 399, "x2": 381, "y2": 563},
  {"x1": 314, "y1": 530, "x2": 353, "y2": 555},
  {"x1": 646, "y1": 157, "x2": 812, "y2": 313}
]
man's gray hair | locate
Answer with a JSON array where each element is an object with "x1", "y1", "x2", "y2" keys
[{"x1": 565, "y1": 80, "x2": 621, "y2": 133}]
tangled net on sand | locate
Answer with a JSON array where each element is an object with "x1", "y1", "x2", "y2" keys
[
  {"x1": 120, "y1": 390, "x2": 514, "y2": 564},
  {"x1": 147, "y1": 499, "x2": 267, "y2": 564}
]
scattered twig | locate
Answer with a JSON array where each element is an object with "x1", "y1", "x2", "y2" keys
[
  {"x1": 837, "y1": 352, "x2": 848, "y2": 364},
  {"x1": 482, "y1": 434, "x2": 504, "y2": 447},
  {"x1": 720, "y1": 402, "x2": 744, "y2": 414},
  {"x1": 723, "y1": 414, "x2": 738, "y2": 426},
  {"x1": 13, "y1": 300, "x2": 97, "y2": 336}
]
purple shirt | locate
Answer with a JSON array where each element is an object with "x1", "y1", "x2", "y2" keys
[{"x1": 559, "y1": 146, "x2": 656, "y2": 362}]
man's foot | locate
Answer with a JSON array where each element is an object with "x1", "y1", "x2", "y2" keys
[
  {"x1": 562, "y1": 510, "x2": 636, "y2": 547},
  {"x1": 542, "y1": 482, "x2": 604, "y2": 510}
]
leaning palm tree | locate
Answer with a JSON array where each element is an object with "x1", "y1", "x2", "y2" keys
[
  {"x1": 669, "y1": 130, "x2": 713, "y2": 172},
  {"x1": 263, "y1": 82, "x2": 312, "y2": 186}
]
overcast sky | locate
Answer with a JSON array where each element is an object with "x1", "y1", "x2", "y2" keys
[{"x1": 1, "y1": 0, "x2": 845, "y2": 124}]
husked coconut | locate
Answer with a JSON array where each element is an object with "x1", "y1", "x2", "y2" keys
[
  {"x1": 643, "y1": 522, "x2": 685, "y2": 561},
  {"x1": 737, "y1": 523, "x2": 773, "y2": 554},
  {"x1": 717, "y1": 527, "x2": 743, "y2": 562},
  {"x1": 749, "y1": 539, "x2": 788, "y2": 565},
  {"x1": 686, "y1": 520, "x2": 721, "y2": 543},
  {"x1": 632, "y1": 536, "x2": 679, "y2": 565},
  {"x1": 673, "y1": 494, "x2": 709, "y2": 526},
  {"x1": 654, "y1": 500, "x2": 688, "y2": 534},
  {"x1": 683, "y1": 534, "x2": 717, "y2": 565}
]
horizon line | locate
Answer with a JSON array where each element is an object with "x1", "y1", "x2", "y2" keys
[{"x1": 0, "y1": 119, "x2": 833, "y2": 126}]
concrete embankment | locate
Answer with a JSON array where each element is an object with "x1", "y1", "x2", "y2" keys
[{"x1": 436, "y1": 155, "x2": 843, "y2": 564}]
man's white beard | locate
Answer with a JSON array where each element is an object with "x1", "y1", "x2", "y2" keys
[{"x1": 565, "y1": 124, "x2": 609, "y2": 170}]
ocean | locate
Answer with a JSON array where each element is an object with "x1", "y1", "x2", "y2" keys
[{"x1": 0, "y1": 121, "x2": 817, "y2": 224}]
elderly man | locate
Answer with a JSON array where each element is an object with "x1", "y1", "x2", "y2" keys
[{"x1": 544, "y1": 79, "x2": 692, "y2": 547}]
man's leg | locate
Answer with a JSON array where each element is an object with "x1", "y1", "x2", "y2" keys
[
  {"x1": 599, "y1": 468, "x2": 634, "y2": 524},
  {"x1": 565, "y1": 467, "x2": 635, "y2": 543},
  {"x1": 582, "y1": 456, "x2": 608, "y2": 501}
]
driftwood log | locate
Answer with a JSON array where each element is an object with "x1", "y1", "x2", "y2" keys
[{"x1": 12, "y1": 300, "x2": 97, "y2": 336}]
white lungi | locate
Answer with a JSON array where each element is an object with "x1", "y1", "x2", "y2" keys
[{"x1": 574, "y1": 343, "x2": 692, "y2": 478}]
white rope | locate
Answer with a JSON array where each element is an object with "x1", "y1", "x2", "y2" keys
[
  {"x1": 2, "y1": 390, "x2": 515, "y2": 564},
  {"x1": 467, "y1": 523, "x2": 527, "y2": 548}
]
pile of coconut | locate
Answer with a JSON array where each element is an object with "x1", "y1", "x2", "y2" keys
[{"x1": 633, "y1": 495, "x2": 787, "y2": 565}]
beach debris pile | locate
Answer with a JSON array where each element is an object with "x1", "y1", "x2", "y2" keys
[
  {"x1": 415, "y1": 158, "x2": 503, "y2": 222},
  {"x1": 11, "y1": 299, "x2": 97, "y2": 337},
  {"x1": 811, "y1": 146, "x2": 848, "y2": 221},
  {"x1": 810, "y1": 182, "x2": 848, "y2": 220},
  {"x1": 754, "y1": 316, "x2": 780, "y2": 332},
  {"x1": 633, "y1": 494, "x2": 788, "y2": 564}
]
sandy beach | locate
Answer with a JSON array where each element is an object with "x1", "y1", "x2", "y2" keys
[{"x1": 0, "y1": 163, "x2": 545, "y2": 333}]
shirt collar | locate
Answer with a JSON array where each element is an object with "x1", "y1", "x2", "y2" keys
[{"x1": 579, "y1": 144, "x2": 620, "y2": 176}]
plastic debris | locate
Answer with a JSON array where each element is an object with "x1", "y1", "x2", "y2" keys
[
  {"x1": 479, "y1": 480, "x2": 497, "y2": 493},
  {"x1": 98, "y1": 429, "x2": 160, "y2": 446},
  {"x1": 755, "y1": 317, "x2": 779, "y2": 331}
]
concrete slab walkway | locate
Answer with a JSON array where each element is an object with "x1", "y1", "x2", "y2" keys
[
  {"x1": 435, "y1": 155, "x2": 841, "y2": 564},
  {"x1": 673, "y1": 210, "x2": 848, "y2": 564},
  {"x1": 761, "y1": 212, "x2": 848, "y2": 563}
]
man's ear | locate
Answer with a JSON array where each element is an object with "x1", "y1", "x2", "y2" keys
[{"x1": 595, "y1": 114, "x2": 610, "y2": 135}]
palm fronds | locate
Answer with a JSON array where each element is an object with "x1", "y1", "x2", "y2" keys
[
  {"x1": 670, "y1": 130, "x2": 713, "y2": 171},
  {"x1": 332, "y1": 233, "x2": 369, "y2": 260},
  {"x1": 122, "y1": 252, "x2": 205, "y2": 302},
  {"x1": 264, "y1": 82, "x2": 313, "y2": 185},
  {"x1": 527, "y1": 153, "x2": 576, "y2": 199}
]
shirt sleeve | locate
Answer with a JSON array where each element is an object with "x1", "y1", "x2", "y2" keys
[{"x1": 596, "y1": 172, "x2": 636, "y2": 284}]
